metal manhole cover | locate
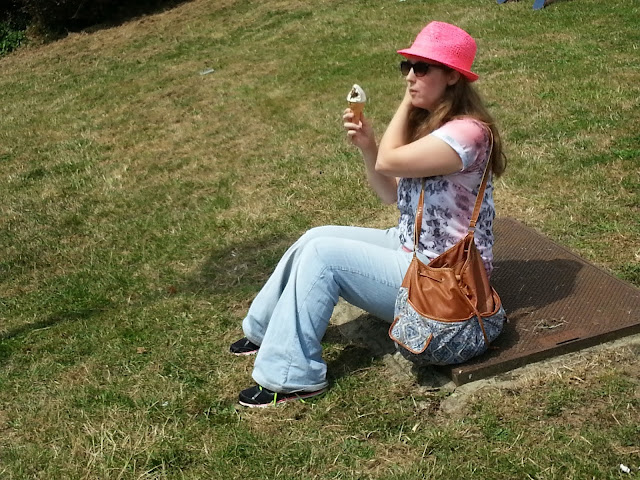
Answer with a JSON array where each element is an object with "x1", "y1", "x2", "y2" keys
[{"x1": 439, "y1": 217, "x2": 640, "y2": 385}]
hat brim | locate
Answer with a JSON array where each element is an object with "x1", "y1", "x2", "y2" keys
[{"x1": 397, "y1": 48, "x2": 479, "y2": 82}]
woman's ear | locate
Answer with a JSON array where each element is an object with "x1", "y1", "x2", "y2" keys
[{"x1": 447, "y1": 70, "x2": 461, "y2": 86}]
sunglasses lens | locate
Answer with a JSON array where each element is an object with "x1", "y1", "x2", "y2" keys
[
  {"x1": 399, "y1": 61, "x2": 430, "y2": 77},
  {"x1": 413, "y1": 62, "x2": 429, "y2": 76}
]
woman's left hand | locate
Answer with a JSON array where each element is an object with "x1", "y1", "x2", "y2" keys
[{"x1": 343, "y1": 108, "x2": 376, "y2": 154}]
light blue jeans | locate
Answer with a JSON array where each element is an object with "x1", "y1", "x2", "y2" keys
[{"x1": 242, "y1": 225, "x2": 414, "y2": 393}]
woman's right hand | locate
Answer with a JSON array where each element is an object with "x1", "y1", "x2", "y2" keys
[{"x1": 343, "y1": 108, "x2": 376, "y2": 154}]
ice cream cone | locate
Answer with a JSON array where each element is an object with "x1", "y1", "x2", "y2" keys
[
  {"x1": 348, "y1": 101, "x2": 365, "y2": 125},
  {"x1": 346, "y1": 84, "x2": 367, "y2": 125}
]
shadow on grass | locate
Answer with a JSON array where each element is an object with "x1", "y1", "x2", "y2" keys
[
  {"x1": 187, "y1": 232, "x2": 294, "y2": 296},
  {"x1": 26, "y1": 0, "x2": 195, "y2": 39},
  {"x1": 326, "y1": 314, "x2": 396, "y2": 357},
  {"x1": 75, "y1": 0, "x2": 194, "y2": 30},
  {"x1": 326, "y1": 344, "x2": 378, "y2": 384},
  {"x1": 0, "y1": 303, "x2": 110, "y2": 363},
  {"x1": 541, "y1": 0, "x2": 575, "y2": 8},
  {"x1": 324, "y1": 314, "x2": 396, "y2": 384}
]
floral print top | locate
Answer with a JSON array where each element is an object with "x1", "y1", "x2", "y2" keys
[{"x1": 396, "y1": 118, "x2": 495, "y2": 275}]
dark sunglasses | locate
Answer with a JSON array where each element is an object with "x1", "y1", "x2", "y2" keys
[{"x1": 399, "y1": 60, "x2": 442, "y2": 77}]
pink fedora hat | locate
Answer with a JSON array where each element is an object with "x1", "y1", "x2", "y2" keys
[{"x1": 397, "y1": 21, "x2": 478, "y2": 82}]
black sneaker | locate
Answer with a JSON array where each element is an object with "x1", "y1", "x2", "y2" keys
[
  {"x1": 229, "y1": 337, "x2": 260, "y2": 356},
  {"x1": 238, "y1": 385, "x2": 327, "y2": 408}
]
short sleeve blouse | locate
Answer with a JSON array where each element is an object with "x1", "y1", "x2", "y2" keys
[{"x1": 396, "y1": 117, "x2": 496, "y2": 275}]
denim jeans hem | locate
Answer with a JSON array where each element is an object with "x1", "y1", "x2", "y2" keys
[
  {"x1": 241, "y1": 327, "x2": 263, "y2": 348},
  {"x1": 252, "y1": 370, "x2": 329, "y2": 394}
]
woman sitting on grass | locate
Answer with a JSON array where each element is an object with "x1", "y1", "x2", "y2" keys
[{"x1": 230, "y1": 20, "x2": 506, "y2": 407}]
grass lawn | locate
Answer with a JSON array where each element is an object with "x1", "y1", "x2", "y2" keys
[{"x1": 0, "y1": 0, "x2": 638, "y2": 478}]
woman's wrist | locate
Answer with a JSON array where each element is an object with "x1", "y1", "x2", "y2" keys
[
  {"x1": 361, "y1": 139, "x2": 378, "y2": 157},
  {"x1": 400, "y1": 96, "x2": 413, "y2": 115},
  {"x1": 363, "y1": 152, "x2": 378, "y2": 170}
]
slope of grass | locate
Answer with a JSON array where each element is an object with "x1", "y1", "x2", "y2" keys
[{"x1": 0, "y1": 0, "x2": 638, "y2": 477}]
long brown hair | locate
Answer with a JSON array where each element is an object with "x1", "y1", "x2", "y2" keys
[{"x1": 406, "y1": 76, "x2": 506, "y2": 177}]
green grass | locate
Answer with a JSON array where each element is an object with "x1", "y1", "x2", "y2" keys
[
  {"x1": 0, "y1": 20, "x2": 26, "y2": 56},
  {"x1": 0, "y1": 0, "x2": 639, "y2": 478}
]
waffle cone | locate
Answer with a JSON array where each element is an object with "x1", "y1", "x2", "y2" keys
[{"x1": 348, "y1": 101, "x2": 365, "y2": 125}]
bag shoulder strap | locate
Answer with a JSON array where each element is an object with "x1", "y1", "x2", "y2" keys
[
  {"x1": 468, "y1": 127, "x2": 494, "y2": 232},
  {"x1": 413, "y1": 126, "x2": 494, "y2": 251}
]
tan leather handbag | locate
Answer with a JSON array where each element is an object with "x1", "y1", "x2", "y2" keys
[{"x1": 389, "y1": 132, "x2": 506, "y2": 365}]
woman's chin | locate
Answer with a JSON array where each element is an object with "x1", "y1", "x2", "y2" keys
[{"x1": 411, "y1": 100, "x2": 430, "y2": 111}]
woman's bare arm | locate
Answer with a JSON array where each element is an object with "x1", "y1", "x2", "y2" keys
[{"x1": 343, "y1": 109, "x2": 398, "y2": 204}]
